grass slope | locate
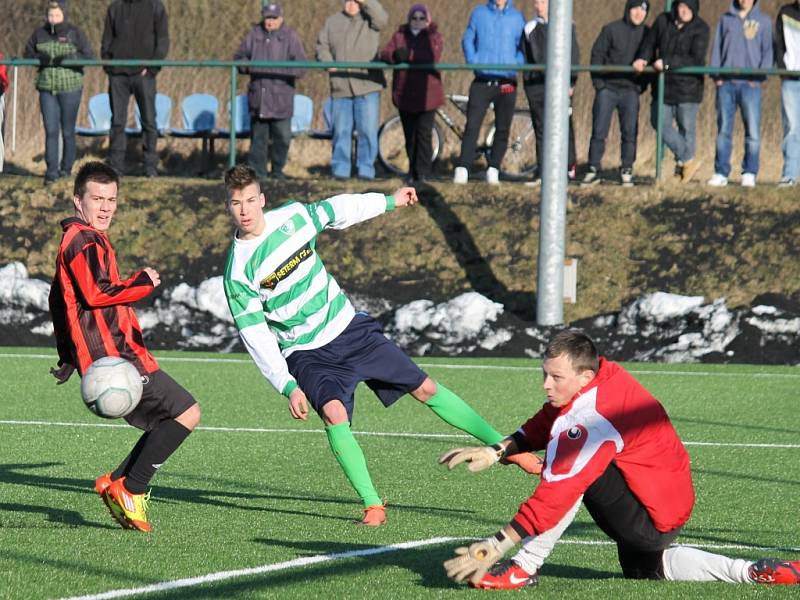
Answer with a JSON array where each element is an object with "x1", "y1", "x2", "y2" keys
[
  {"x1": 2, "y1": 175, "x2": 798, "y2": 323},
  {"x1": 0, "y1": 348, "x2": 798, "y2": 599}
]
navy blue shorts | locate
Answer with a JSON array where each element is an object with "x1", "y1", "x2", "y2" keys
[{"x1": 286, "y1": 313, "x2": 427, "y2": 421}]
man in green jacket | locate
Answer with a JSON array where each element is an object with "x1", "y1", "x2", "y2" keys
[{"x1": 316, "y1": 0, "x2": 387, "y2": 180}]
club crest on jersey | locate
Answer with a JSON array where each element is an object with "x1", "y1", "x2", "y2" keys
[
  {"x1": 279, "y1": 220, "x2": 296, "y2": 236},
  {"x1": 567, "y1": 426, "x2": 582, "y2": 440},
  {"x1": 259, "y1": 243, "x2": 313, "y2": 290}
]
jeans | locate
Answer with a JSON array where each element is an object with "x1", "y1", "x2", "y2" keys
[
  {"x1": 331, "y1": 91, "x2": 380, "y2": 179},
  {"x1": 109, "y1": 73, "x2": 158, "y2": 172},
  {"x1": 525, "y1": 84, "x2": 576, "y2": 172},
  {"x1": 39, "y1": 88, "x2": 82, "y2": 180},
  {"x1": 459, "y1": 78, "x2": 517, "y2": 170},
  {"x1": 651, "y1": 101, "x2": 698, "y2": 164},
  {"x1": 589, "y1": 87, "x2": 640, "y2": 170},
  {"x1": 399, "y1": 109, "x2": 435, "y2": 180},
  {"x1": 713, "y1": 81, "x2": 762, "y2": 177},
  {"x1": 781, "y1": 79, "x2": 800, "y2": 181},
  {"x1": 249, "y1": 117, "x2": 291, "y2": 178}
]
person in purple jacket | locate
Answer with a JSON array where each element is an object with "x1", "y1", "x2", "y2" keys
[
  {"x1": 234, "y1": 2, "x2": 306, "y2": 180},
  {"x1": 380, "y1": 4, "x2": 444, "y2": 183},
  {"x1": 707, "y1": 0, "x2": 773, "y2": 188}
]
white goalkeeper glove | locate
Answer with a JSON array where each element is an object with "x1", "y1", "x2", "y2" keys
[
  {"x1": 444, "y1": 531, "x2": 516, "y2": 584},
  {"x1": 438, "y1": 444, "x2": 505, "y2": 472}
]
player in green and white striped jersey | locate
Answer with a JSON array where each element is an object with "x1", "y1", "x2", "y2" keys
[{"x1": 222, "y1": 165, "x2": 511, "y2": 526}]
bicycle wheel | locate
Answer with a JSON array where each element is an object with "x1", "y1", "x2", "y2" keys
[
  {"x1": 485, "y1": 110, "x2": 536, "y2": 180},
  {"x1": 378, "y1": 114, "x2": 443, "y2": 177}
]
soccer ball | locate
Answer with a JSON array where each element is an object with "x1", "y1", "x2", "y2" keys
[{"x1": 80, "y1": 357, "x2": 143, "y2": 419}]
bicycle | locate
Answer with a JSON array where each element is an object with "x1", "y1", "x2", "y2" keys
[{"x1": 377, "y1": 93, "x2": 536, "y2": 180}]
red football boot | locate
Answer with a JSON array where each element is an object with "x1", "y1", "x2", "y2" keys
[
  {"x1": 749, "y1": 558, "x2": 800, "y2": 585},
  {"x1": 470, "y1": 560, "x2": 539, "y2": 589}
]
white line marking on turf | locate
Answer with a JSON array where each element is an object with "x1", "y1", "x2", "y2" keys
[
  {"x1": 58, "y1": 537, "x2": 457, "y2": 600},
  {"x1": 1, "y1": 352, "x2": 799, "y2": 378},
  {"x1": 1, "y1": 419, "x2": 799, "y2": 448},
  {"x1": 57, "y1": 536, "x2": 800, "y2": 600}
]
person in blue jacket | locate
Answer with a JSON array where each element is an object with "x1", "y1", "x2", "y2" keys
[
  {"x1": 707, "y1": 0, "x2": 773, "y2": 188},
  {"x1": 453, "y1": 0, "x2": 525, "y2": 185}
]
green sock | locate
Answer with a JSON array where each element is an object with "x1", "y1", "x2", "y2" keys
[
  {"x1": 325, "y1": 422, "x2": 382, "y2": 508},
  {"x1": 424, "y1": 383, "x2": 504, "y2": 445}
]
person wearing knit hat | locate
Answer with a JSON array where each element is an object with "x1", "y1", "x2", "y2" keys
[
  {"x1": 379, "y1": 3, "x2": 443, "y2": 183},
  {"x1": 234, "y1": 1, "x2": 306, "y2": 179},
  {"x1": 23, "y1": 0, "x2": 94, "y2": 185},
  {"x1": 582, "y1": 0, "x2": 650, "y2": 188}
]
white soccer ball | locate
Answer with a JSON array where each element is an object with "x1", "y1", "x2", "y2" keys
[{"x1": 80, "y1": 357, "x2": 143, "y2": 419}]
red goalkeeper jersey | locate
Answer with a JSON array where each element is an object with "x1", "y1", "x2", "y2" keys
[
  {"x1": 49, "y1": 217, "x2": 158, "y2": 375},
  {"x1": 511, "y1": 358, "x2": 694, "y2": 537}
]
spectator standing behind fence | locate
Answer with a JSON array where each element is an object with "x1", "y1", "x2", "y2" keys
[
  {"x1": 582, "y1": 1, "x2": 650, "y2": 188},
  {"x1": 0, "y1": 52, "x2": 8, "y2": 173},
  {"x1": 379, "y1": 4, "x2": 444, "y2": 184},
  {"x1": 316, "y1": 0, "x2": 388, "y2": 181},
  {"x1": 522, "y1": 0, "x2": 580, "y2": 187},
  {"x1": 707, "y1": 0, "x2": 772, "y2": 188},
  {"x1": 775, "y1": 0, "x2": 800, "y2": 187},
  {"x1": 453, "y1": 0, "x2": 524, "y2": 186},
  {"x1": 234, "y1": 2, "x2": 306, "y2": 181},
  {"x1": 101, "y1": 0, "x2": 169, "y2": 178},
  {"x1": 23, "y1": 1, "x2": 93, "y2": 186},
  {"x1": 634, "y1": 0, "x2": 709, "y2": 184}
]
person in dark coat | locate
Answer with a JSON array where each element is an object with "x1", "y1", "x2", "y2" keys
[
  {"x1": 634, "y1": 0, "x2": 710, "y2": 183},
  {"x1": 101, "y1": 0, "x2": 169, "y2": 177},
  {"x1": 24, "y1": 1, "x2": 94, "y2": 185},
  {"x1": 234, "y1": 2, "x2": 306, "y2": 180},
  {"x1": 522, "y1": 0, "x2": 580, "y2": 186},
  {"x1": 380, "y1": 3, "x2": 444, "y2": 183},
  {"x1": 583, "y1": 0, "x2": 650, "y2": 187}
]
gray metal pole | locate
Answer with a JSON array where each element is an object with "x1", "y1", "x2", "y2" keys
[{"x1": 536, "y1": 0, "x2": 573, "y2": 326}]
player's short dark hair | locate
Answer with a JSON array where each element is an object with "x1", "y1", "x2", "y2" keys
[
  {"x1": 73, "y1": 161, "x2": 120, "y2": 198},
  {"x1": 224, "y1": 164, "x2": 260, "y2": 197},
  {"x1": 545, "y1": 329, "x2": 599, "y2": 374}
]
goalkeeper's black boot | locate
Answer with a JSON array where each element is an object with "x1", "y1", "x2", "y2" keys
[{"x1": 470, "y1": 560, "x2": 538, "y2": 589}]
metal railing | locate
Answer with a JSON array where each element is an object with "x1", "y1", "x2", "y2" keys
[{"x1": 1, "y1": 57, "x2": 798, "y2": 176}]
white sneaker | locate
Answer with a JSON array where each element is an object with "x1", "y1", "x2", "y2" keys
[
  {"x1": 707, "y1": 173, "x2": 728, "y2": 187},
  {"x1": 778, "y1": 177, "x2": 797, "y2": 188},
  {"x1": 741, "y1": 173, "x2": 756, "y2": 187},
  {"x1": 486, "y1": 166, "x2": 499, "y2": 185},
  {"x1": 453, "y1": 166, "x2": 468, "y2": 185}
]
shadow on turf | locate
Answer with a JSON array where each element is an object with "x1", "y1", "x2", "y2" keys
[
  {"x1": 673, "y1": 416, "x2": 800, "y2": 436},
  {"x1": 0, "y1": 462, "x2": 490, "y2": 527},
  {"x1": 139, "y1": 539, "x2": 617, "y2": 598},
  {"x1": 0, "y1": 501, "x2": 109, "y2": 530}
]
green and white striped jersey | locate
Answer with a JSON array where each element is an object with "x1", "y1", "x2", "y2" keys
[{"x1": 223, "y1": 192, "x2": 396, "y2": 397}]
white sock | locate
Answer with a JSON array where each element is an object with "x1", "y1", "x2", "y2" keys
[
  {"x1": 512, "y1": 496, "x2": 583, "y2": 574},
  {"x1": 662, "y1": 546, "x2": 753, "y2": 583}
]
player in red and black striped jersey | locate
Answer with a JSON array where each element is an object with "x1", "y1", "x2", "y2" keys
[
  {"x1": 440, "y1": 329, "x2": 800, "y2": 589},
  {"x1": 49, "y1": 161, "x2": 201, "y2": 532}
]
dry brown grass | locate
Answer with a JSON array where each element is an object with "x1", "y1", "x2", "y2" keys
[{"x1": 1, "y1": 0, "x2": 790, "y2": 180}]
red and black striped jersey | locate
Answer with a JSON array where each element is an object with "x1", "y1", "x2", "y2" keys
[{"x1": 49, "y1": 217, "x2": 159, "y2": 375}]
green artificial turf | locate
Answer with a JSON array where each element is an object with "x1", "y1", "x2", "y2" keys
[{"x1": 0, "y1": 348, "x2": 797, "y2": 599}]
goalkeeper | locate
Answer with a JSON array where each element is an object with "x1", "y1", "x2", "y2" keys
[
  {"x1": 440, "y1": 329, "x2": 800, "y2": 589},
  {"x1": 221, "y1": 165, "x2": 537, "y2": 527}
]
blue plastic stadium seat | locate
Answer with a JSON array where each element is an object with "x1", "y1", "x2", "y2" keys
[
  {"x1": 291, "y1": 94, "x2": 313, "y2": 137},
  {"x1": 76, "y1": 93, "x2": 112, "y2": 137},
  {"x1": 216, "y1": 94, "x2": 251, "y2": 139},
  {"x1": 170, "y1": 93, "x2": 218, "y2": 137}
]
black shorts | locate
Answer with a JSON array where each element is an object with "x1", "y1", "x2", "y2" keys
[
  {"x1": 124, "y1": 370, "x2": 196, "y2": 432},
  {"x1": 285, "y1": 313, "x2": 427, "y2": 422},
  {"x1": 583, "y1": 462, "x2": 682, "y2": 580}
]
